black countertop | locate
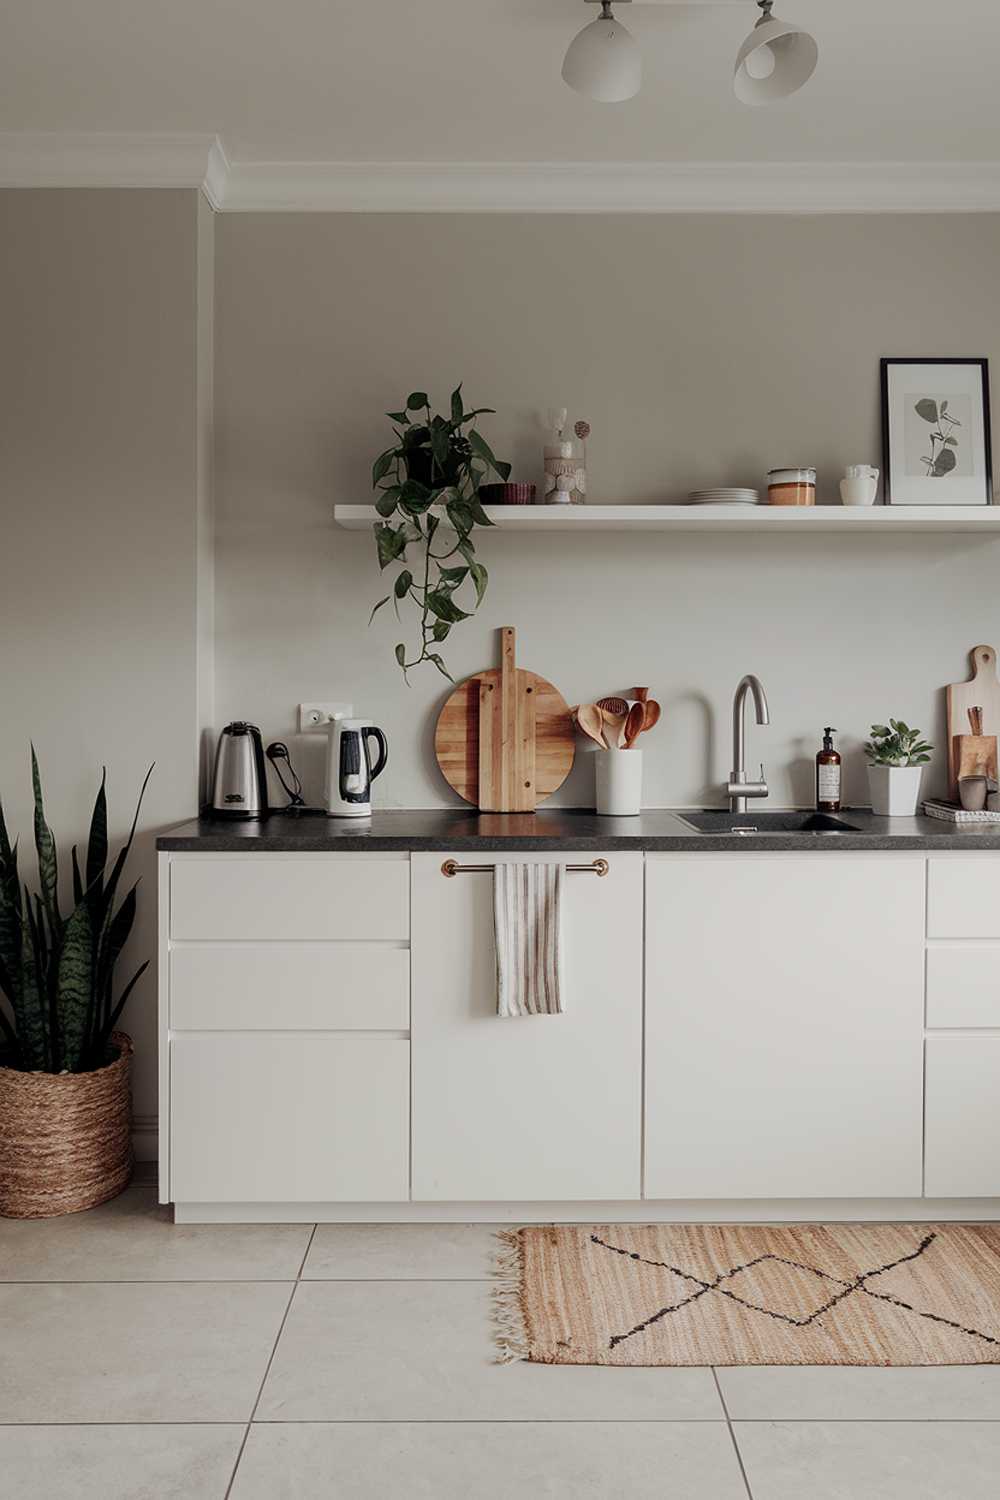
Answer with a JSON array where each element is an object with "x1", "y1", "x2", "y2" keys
[{"x1": 156, "y1": 807, "x2": 1000, "y2": 853}]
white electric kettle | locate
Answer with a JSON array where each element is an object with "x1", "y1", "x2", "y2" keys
[{"x1": 325, "y1": 717, "x2": 388, "y2": 818}]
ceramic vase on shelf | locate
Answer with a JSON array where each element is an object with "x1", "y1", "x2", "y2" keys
[
  {"x1": 840, "y1": 465, "x2": 879, "y2": 506},
  {"x1": 542, "y1": 407, "x2": 586, "y2": 505},
  {"x1": 867, "y1": 763, "x2": 923, "y2": 817},
  {"x1": 595, "y1": 749, "x2": 642, "y2": 817}
]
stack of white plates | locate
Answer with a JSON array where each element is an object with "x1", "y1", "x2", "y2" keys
[{"x1": 688, "y1": 488, "x2": 760, "y2": 505}]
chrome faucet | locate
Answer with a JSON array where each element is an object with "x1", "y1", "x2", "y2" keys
[{"x1": 727, "y1": 675, "x2": 770, "y2": 812}]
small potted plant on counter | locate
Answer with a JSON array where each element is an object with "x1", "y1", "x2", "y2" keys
[
  {"x1": 864, "y1": 720, "x2": 933, "y2": 817},
  {"x1": 0, "y1": 752, "x2": 151, "y2": 1218}
]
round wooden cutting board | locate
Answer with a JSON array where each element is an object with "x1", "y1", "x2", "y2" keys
[{"x1": 434, "y1": 627, "x2": 575, "y2": 811}]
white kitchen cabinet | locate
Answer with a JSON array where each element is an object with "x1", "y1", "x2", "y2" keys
[
  {"x1": 925, "y1": 1037, "x2": 1000, "y2": 1197},
  {"x1": 927, "y1": 857, "x2": 1000, "y2": 939},
  {"x1": 170, "y1": 854, "x2": 408, "y2": 941},
  {"x1": 410, "y1": 851, "x2": 643, "y2": 1201},
  {"x1": 644, "y1": 855, "x2": 925, "y2": 1199},
  {"x1": 170, "y1": 1034, "x2": 409, "y2": 1203}
]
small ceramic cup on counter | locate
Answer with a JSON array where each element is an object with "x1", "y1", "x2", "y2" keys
[
  {"x1": 595, "y1": 748, "x2": 642, "y2": 817},
  {"x1": 959, "y1": 775, "x2": 989, "y2": 812}
]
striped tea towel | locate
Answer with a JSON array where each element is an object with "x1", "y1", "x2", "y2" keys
[{"x1": 493, "y1": 863, "x2": 565, "y2": 1017}]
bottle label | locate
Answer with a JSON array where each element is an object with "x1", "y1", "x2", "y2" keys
[{"x1": 818, "y1": 764, "x2": 841, "y2": 801}]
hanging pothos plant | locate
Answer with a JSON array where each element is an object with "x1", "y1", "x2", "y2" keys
[{"x1": 369, "y1": 387, "x2": 511, "y2": 680}]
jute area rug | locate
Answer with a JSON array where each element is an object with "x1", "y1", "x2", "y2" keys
[{"x1": 494, "y1": 1224, "x2": 1000, "y2": 1367}]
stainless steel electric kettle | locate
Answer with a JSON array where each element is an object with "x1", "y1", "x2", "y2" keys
[
  {"x1": 325, "y1": 717, "x2": 388, "y2": 818},
  {"x1": 209, "y1": 722, "x2": 270, "y2": 819}
]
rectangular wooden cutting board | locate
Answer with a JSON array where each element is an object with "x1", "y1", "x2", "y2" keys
[{"x1": 946, "y1": 645, "x2": 1000, "y2": 797}]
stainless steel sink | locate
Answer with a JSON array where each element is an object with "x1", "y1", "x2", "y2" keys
[{"x1": 678, "y1": 811, "x2": 863, "y2": 836}]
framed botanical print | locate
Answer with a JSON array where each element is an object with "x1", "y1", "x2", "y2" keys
[{"x1": 881, "y1": 358, "x2": 993, "y2": 505}]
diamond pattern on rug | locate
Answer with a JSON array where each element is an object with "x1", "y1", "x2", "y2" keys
[{"x1": 496, "y1": 1223, "x2": 1000, "y2": 1367}]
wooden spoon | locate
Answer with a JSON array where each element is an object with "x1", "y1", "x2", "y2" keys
[
  {"x1": 597, "y1": 695, "x2": 631, "y2": 718},
  {"x1": 601, "y1": 710, "x2": 626, "y2": 748},
  {"x1": 624, "y1": 702, "x2": 645, "y2": 749},
  {"x1": 641, "y1": 698, "x2": 661, "y2": 734},
  {"x1": 633, "y1": 687, "x2": 650, "y2": 704},
  {"x1": 575, "y1": 703, "x2": 606, "y2": 749}
]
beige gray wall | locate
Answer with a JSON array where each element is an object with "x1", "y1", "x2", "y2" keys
[
  {"x1": 0, "y1": 189, "x2": 209, "y2": 1137},
  {"x1": 214, "y1": 213, "x2": 1000, "y2": 810}
]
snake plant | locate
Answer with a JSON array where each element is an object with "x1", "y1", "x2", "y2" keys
[{"x1": 0, "y1": 750, "x2": 152, "y2": 1074}]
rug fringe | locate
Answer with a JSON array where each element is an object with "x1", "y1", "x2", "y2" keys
[{"x1": 492, "y1": 1228, "x2": 529, "y2": 1364}]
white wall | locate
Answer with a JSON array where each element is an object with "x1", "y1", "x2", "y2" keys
[
  {"x1": 0, "y1": 189, "x2": 210, "y2": 1135},
  {"x1": 214, "y1": 213, "x2": 1000, "y2": 810}
]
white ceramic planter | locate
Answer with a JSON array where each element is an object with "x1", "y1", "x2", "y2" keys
[
  {"x1": 595, "y1": 748, "x2": 642, "y2": 817},
  {"x1": 867, "y1": 763, "x2": 924, "y2": 817}
]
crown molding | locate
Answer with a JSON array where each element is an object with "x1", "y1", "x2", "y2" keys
[
  {"x1": 2, "y1": 135, "x2": 1000, "y2": 214},
  {"x1": 217, "y1": 158, "x2": 1000, "y2": 214},
  {"x1": 0, "y1": 132, "x2": 223, "y2": 194}
]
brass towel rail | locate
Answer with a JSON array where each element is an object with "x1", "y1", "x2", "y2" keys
[{"x1": 441, "y1": 858, "x2": 609, "y2": 878}]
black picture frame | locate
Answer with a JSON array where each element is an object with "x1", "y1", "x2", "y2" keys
[{"x1": 880, "y1": 357, "x2": 993, "y2": 506}]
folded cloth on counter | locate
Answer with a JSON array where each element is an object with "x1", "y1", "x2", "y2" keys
[{"x1": 493, "y1": 862, "x2": 564, "y2": 1017}]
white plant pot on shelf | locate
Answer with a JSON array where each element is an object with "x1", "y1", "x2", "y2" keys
[
  {"x1": 595, "y1": 748, "x2": 642, "y2": 817},
  {"x1": 867, "y1": 763, "x2": 924, "y2": 817}
]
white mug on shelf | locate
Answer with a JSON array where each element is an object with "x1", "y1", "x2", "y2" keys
[
  {"x1": 840, "y1": 465, "x2": 879, "y2": 506},
  {"x1": 595, "y1": 748, "x2": 642, "y2": 817}
]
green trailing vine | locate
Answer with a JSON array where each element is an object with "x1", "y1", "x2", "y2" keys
[{"x1": 369, "y1": 387, "x2": 511, "y2": 680}]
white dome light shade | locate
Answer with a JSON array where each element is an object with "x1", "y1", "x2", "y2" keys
[
  {"x1": 562, "y1": 7, "x2": 641, "y2": 104},
  {"x1": 734, "y1": 5, "x2": 818, "y2": 105}
]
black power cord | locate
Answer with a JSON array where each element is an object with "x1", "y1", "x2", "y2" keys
[{"x1": 265, "y1": 741, "x2": 325, "y2": 816}]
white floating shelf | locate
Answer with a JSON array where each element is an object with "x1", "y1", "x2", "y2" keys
[{"x1": 335, "y1": 503, "x2": 1000, "y2": 535}]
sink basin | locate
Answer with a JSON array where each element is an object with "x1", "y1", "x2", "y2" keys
[{"x1": 678, "y1": 811, "x2": 863, "y2": 836}]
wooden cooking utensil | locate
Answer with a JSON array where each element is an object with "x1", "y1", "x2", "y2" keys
[
  {"x1": 601, "y1": 710, "x2": 626, "y2": 748},
  {"x1": 597, "y1": 695, "x2": 631, "y2": 718},
  {"x1": 434, "y1": 626, "x2": 575, "y2": 812},
  {"x1": 624, "y1": 702, "x2": 645, "y2": 748},
  {"x1": 575, "y1": 702, "x2": 606, "y2": 749},
  {"x1": 634, "y1": 687, "x2": 650, "y2": 703},
  {"x1": 946, "y1": 646, "x2": 1000, "y2": 797},
  {"x1": 641, "y1": 698, "x2": 661, "y2": 734}
]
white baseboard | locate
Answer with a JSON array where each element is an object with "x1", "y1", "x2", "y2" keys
[{"x1": 173, "y1": 1197, "x2": 1000, "y2": 1225}]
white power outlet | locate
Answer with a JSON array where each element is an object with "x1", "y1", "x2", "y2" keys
[{"x1": 298, "y1": 701, "x2": 354, "y2": 732}]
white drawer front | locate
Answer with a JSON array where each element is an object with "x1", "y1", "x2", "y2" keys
[
  {"x1": 170, "y1": 1035, "x2": 409, "y2": 1202},
  {"x1": 170, "y1": 944, "x2": 408, "y2": 1031},
  {"x1": 927, "y1": 858, "x2": 1000, "y2": 939},
  {"x1": 924, "y1": 1036, "x2": 1000, "y2": 1197},
  {"x1": 170, "y1": 856, "x2": 408, "y2": 941},
  {"x1": 926, "y1": 947, "x2": 1000, "y2": 1029}
]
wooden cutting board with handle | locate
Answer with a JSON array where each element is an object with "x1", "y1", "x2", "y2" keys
[
  {"x1": 946, "y1": 645, "x2": 1000, "y2": 797},
  {"x1": 434, "y1": 626, "x2": 575, "y2": 811}
]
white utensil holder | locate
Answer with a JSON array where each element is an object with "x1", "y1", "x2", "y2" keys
[{"x1": 595, "y1": 748, "x2": 642, "y2": 817}]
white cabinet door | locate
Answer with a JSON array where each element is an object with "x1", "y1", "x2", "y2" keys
[
  {"x1": 645, "y1": 855, "x2": 925, "y2": 1200},
  {"x1": 411, "y1": 852, "x2": 642, "y2": 1201},
  {"x1": 925, "y1": 1036, "x2": 1000, "y2": 1197},
  {"x1": 170, "y1": 1035, "x2": 409, "y2": 1202}
]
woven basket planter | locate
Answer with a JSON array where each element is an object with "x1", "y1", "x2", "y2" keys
[{"x1": 0, "y1": 1031, "x2": 133, "y2": 1219}]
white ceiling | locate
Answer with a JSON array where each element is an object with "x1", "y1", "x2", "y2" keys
[{"x1": 0, "y1": 1, "x2": 998, "y2": 167}]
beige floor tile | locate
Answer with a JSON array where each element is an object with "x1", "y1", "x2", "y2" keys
[
  {"x1": 0, "y1": 1186, "x2": 312, "y2": 1282},
  {"x1": 735, "y1": 1420, "x2": 1000, "y2": 1499},
  {"x1": 256, "y1": 1280, "x2": 723, "y2": 1421},
  {"x1": 0, "y1": 1424, "x2": 243, "y2": 1500},
  {"x1": 231, "y1": 1421, "x2": 746, "y2": 1500},
  {"x1": 719, "y1": 1363, "x2": 1000, "y2": 1421},
  {"x1": 302, "y1": 1223, "x2": 501, "y2": 1280},
  {"x1": 0, "y1": 1281, "x2": 290, "y2": 1423}
]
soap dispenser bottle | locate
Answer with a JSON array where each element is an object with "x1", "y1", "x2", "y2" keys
[{"x1": 816, "y1": 728, "x2": 842, "y2": 813}]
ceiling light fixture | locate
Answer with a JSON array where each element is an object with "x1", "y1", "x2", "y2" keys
[
  {"x1": 733, "y1": 0, "x2": 818, "y2": 105},
  {"x1": 562, "y1": 0, "x2": 641, "y2": 104}
]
